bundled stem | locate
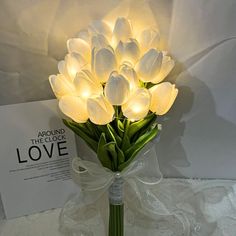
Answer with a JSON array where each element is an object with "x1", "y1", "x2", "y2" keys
[{"x1": 109, "y1": 204, "x2": 124, "y2": 236}]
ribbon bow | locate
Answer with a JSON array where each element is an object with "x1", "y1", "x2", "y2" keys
[{"x1": 60, "y1": 144, "x2": 189, "y2": 236}]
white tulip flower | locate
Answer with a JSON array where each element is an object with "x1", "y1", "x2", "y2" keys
[
  {"x1": 87, "y1": 95, "x2": 115, "y2": 125},
  {"x1": 60, "y1": 53, "x2": 87, "y2": 81},
  {"x1": 88, "y1": 20, "x2": 112, "y2": 40},
  {"x1": 115, "y1": 39, "x2": 140, "y2": 65},
  {"x1": 122, "y1": 88, "x2": 150, "y2": 121},
  {"x1": 76, "y1": 29, "x2": 90, "y2": 42},
  {"x1": 105, "y1": 72, "x2": 130, "y2": 105},
  {"x1": 135, "y1": 49, "x2": 163, "y2": 82},
  {"x1": 49, "y1": 74, "x2": 76, "y2": 98},
  {"x1": 152, "y1": 55, "x2": 175, "y2": 83},
  {"x1": 112, "y1": 17, "x2": 132, "y2": 47},
  {"x1": 91, "y1": 34, "x2": 109, "y2": 50},
  {"x1": 74, "y1": 70, "x2": 103, "y2": 99},
  {"x1": 119, "y1": 63, "x2": 139, "y2": 91},
  {"x1": 59, "y1": 95, "x2": 88, "y2": 123},
  {"x1": 92, "y1": 47, "x2": 117, "y2": 83},
  {"x1": 137, "y1": 28, "x2": 160, "y2": 52},
  {"x1": 149, "y1": 82, "x2": 178, "y2": 115},
  {"x1": 67, "y1": 38, "x2": 91, "y2": 62}
]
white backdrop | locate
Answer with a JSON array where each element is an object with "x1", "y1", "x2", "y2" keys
[{"x1": 0, "y1": 0, "x2": 236, "y2": 179}]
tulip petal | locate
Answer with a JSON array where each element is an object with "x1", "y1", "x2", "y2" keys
[
  {"x1": 91, "y1": 34, "x2": 109, "y2": 50},
  {"x1": 67, "y1": 38, "x2": 91, "y2": 61},
  {"x1": 59, "y1": 95, "x2": 88, "y2": 123},
  {"x1": 74, "y1": 70, "x2": 103, "y2": 98},
  {"x1": 122, "y1": 88, "x2": 150, "y2": 121},
  {"x1": 87, "y1": 95, "x2": 115, "y2": 125},
  {"x1": 76, "y1": 29, "x2": 90, "y2": 42},
  {"x1": 135, "y1": 49, "x2": 163, "y2": 82},
  {"x1": 112, "y1": 17, "x2": 132, "y2": 46},
  {"x1": 115, "y1": 39, "x2": 140, "y2": 65},
  {"x1": 65, "y1": 53, "x2": 87, "y2": 80},
  {"x1": 92, "y1": 47, "x2": 117, "y2": 82},
  {"x1": 105, "y1": 72, "x2": 130, "y2": 105},
  {"x1": 49, "y1": 74, "x2": 76, "y2": 98},
  {"x1": 88, "y1": 20, "x2": 112, "y2": 40},
  {"x1": 149, "y1": 82, "x2": 178, "y2": 115},
  {"x1": 119, "y1": 63, "x2": 139, "y2": 91},
  {"x1": 137, "y1": 28, "x2": 160, "y2": 52},
  {"x1": 152, "y1": 56, "x2": 175, "y2": 83}
]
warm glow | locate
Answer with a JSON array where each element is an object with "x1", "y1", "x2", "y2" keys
[
  {"x1": 81, "y1": 90, "x2": 90, "y2": 98},
  {"x1": 68, "y1": 67, "x2": 77, "y2": 79},
  {"x1": 49, "y1": 16, "x2": 178, "y2": 125},
  {"x1": 132, "y1": 104, "x2": 142, "y2": 113}
]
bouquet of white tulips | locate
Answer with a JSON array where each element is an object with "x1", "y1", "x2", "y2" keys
[{"x1": 49, "y1": 17, "x2": 178, "y2": 236}]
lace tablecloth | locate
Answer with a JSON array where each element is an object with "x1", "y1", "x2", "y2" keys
[{"x1": 1, "y1": 178, "x2": 236, "y2": 236}]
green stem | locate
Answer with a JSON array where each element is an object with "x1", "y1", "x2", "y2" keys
[{"x1": 109, "y1": 204, "x2": 124, "y2": 236}]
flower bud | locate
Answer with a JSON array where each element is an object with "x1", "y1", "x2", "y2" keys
[
  {"x1": 135, "y1": 49, "x2": 163, "y2": 82},
  {"x1": 122, "y1": 88, "x2": 150, "y2": 121},
  {"x1": 74, "y1": 70, "x2": 103, "y2": 99},
  {"x1": 105, "y1": 72, "x2": 130, "y2": 105},
  {"x1": 87, "y1": 95, "x2": 115, "y2": 125},
  {"x1": 152, "y1": 55, "x2": 175, "y2": 84},
  {"x1": 115, "y1": 39, "x2": 140, "y2": 65},
  {"x1": 149, "y1": 82, "x2": 178, "y2": 115},
  {"x1": 92, "y1": 47, "x2": 117, "y2": 82},
  {"x1": 67, "y1": 38, "x2": 91, "y2": 62},
  {"x1": 49, "y1": 74, "x2": 76, "y2": 98},
  {"x1": 65, "y1": 53, "x2": 87, "y2": 80},
  {"x1": 137, "y1": 28, "x2": 160, "y2": 52},
  {"x1": 119, "y1": 63, "x2": 139, "y2": 91},
  {"x1": 59, "y1": 95, "x2": 88, "y2": 123},
  {"x1": 112, "y1": 17, "x2": 132, "y2": 46}
]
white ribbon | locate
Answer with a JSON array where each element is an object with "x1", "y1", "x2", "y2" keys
[{"x1": 60, "y1": 143, "x2": 190, "y2": 236}]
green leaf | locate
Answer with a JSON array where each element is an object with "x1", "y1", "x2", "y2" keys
[
  {"x1": 63, "y1": 119, "x2": 98, "y2": 152},
  {"x1": 128, "y1": 113, "x2": 156, "y2": 140},
  {"x1": 107, "y1": 124, "x2": 122, "y2": 146},
  {"x1": 118, "y1": 125, "x2": 159, "y2": 171},
  {"x1": 97, "y1": 133, "x2": 112, "y2": 170},
  {"x1": 117, "y1": 120, "x2": 124, "y2": 137},
  {"x1": 104, "y1": 142, "x2": 125, "y2": 170},
  {"x1": 104, "y1": 142, "x2": 118, "y2": 170},
  {"x1": 116, "y1": 145, "x2": 125, "y2": 165}
]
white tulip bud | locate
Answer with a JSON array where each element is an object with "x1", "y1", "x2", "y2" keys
[
  {"x1": 115, "y1": 39, "x2": 140, "y2": 65},
  {"x1": 122, "y1": 88, "x2": 150, "y2": 121},
  {"x1": 74, "y1": 70, "x2": 103, "y2": 99},
  {"x1": 137, "y1": 28, "x2": 160, "y2": 52},
  {"x1": 76, "y1": 29, "x2": 90, "y2": 42},
  {"x1": 67, "y1": 38, "x2": 91, "y2": 62},
  {"x1": 105, "y1": 72, "x2": 130, "y2": 105},
  {"x1": 87, "y1": 95, "x2": 115, "y2": 125},
  {"x1": 49, "y1": 74, "x2": 76, "y2": 98},
  {"x1": 59, "y1": 95, "x2": 88, "y2": 123},
  {"x1": 119, "y1": 63, "x2": 139, "y2": 91},
  {"x1": 135, "y1": 49, "x2": 163, "y2": 82},
  {"x1": 65, "y1": 53, "x2": 87, "y2": 80},
  {"x1": 92, "y1": 47, "x2": 117, "y2": 83},
  {"x1": 112, "y1": 17, "x2": 132, "y2": 47},
  {"x1": 91, "y1": 34, "x2": 109, "y2": 50},
  {"x1": 88, "y1": 20, "x2": 112, "y2": 40},
  {"x1": 152, "y1": 55, "x2": 175, "y2": 84},
  {"x1": 149, "y1": 82, "x2": 178, "y2": 115}
]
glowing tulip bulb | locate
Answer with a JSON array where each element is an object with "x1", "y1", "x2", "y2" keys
[
  {"x1": 66, "y1": 53, "x2": 87, "y2": 80},
  {"x1": 74, "y1": 70, "x2": 103, "y2": 99},
  {"x1": 122, "y1": 88, "x2": 151, "y2": 121}
]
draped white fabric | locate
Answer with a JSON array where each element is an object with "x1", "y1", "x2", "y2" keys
[
  {"x1": 1, "y1": 1, "x2": 236, "y2": 235},
  {"x1": 1, "y1": 178, "x2": 236, "y2": 235}
]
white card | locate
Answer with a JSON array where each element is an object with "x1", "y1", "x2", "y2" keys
[{"x1": 0, "y1": 99, "x2": 78, "y2": 219}]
